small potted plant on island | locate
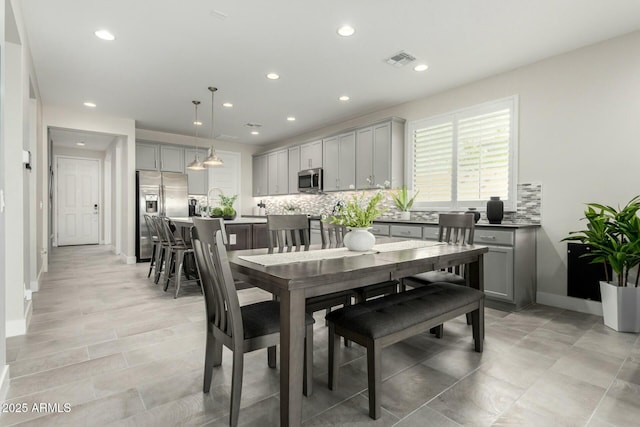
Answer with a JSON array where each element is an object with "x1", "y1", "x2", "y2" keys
[
  {"x1": 329, "y1": 191, "x2": 385, "y2": 251},
  {"x1": 564, "y1": 196, "x2": 640, "y2": 332},
  {"x1": 210, "y1": 193, "x2": 238, "y2": 220},
  {"x1": 391, "y1": 185, "x2": 419, "y2": 221}
]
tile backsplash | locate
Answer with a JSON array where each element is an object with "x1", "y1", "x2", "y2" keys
[{"x1": 255, "y1": 182, "x2": 542, "y2": 224}]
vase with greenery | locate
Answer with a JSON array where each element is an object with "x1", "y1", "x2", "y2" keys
[
  {"x1": 563, "y1": 196, "x2": 640, "y2": 332},
  {"x1": 329, "y1": 191, "x2": 385, "y2": 251},
  {"x1": 210, "y1": 193, "x2": 238, "y2": 220},
  {"x1": 391, "y1": 185, "x2": 419, "y2": 220}
]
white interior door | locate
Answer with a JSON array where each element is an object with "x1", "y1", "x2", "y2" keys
[{"x1": 57, "y1": 157, "x2": 100, "y2": 246}]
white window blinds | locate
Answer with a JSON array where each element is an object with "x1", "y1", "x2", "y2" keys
[{"x1": 409, "y1": 96, "x2": 517, "y2": 210}]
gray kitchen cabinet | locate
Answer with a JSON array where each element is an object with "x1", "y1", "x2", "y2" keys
[
  {"x1": 323, "y1": 132, "x2": 355, "y2": 191},
  {"x1": 370, "y1": 223, "x2": 390, "y2": 236},
  {"x1": 288, "y1": 146, "x2": 300, "y2": 194},
  {"x1": 184, "y1": 148, "x2": 208, "y2": 195},
  {"x1": 252, "y1": 154, "x2": 268, "y2": 197},
  {"x1": 356, "y1": 119, "x2": 405, "y2": 189},
  {"x1": 268, "y1": 149, "x2": 288, "y2": 195},
  {"x1": 160, "y1": 145, "x2": 184, "y2": 172},
  {"x1": 300, "y1": 140, "x2": 322, "y2": 169},
  {"x1": 136, "y1": 143, "x2": 159, "y2": 170},
  {"x1": 390, "y1": 224, "x2": 423, "y2": 239},
  {"x1": 423, "y1": 224, "x2": 537, "y2": 311}
]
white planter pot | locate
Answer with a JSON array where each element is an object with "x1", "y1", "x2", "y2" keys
[
  {"x1": 599, "y1": 281, "x2": 640, "y2": 333},
  {"x1": 343, "y1": 227, "x2": 376, "y2": 252},
  {"x1": 398, "y1": 211, "x2": 411, "y2": 220}
]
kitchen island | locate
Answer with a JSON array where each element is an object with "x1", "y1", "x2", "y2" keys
[{"x1": 171, "y1": 216, "x2": 268, "y2": 250}]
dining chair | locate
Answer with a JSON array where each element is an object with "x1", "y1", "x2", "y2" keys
[
  {"x1": 267, "y1": 215, "x2": 355, "y2": 343},
  {"x1": 158, "y1": 217, "x2": 200, "y2": 298},
  {"x1": 191, "y1": 224, "x2": 314, "y2": 426},
  {"x1": 319, "y1": 221, "x2": 399, "y2": 303},
  {"x1": 143, "y1": 214, "x2": 161, "y2": 279}
]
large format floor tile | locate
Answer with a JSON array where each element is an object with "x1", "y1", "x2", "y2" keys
[{"x1": 1, "y1": 244, "x2": 639, "y2": 426}]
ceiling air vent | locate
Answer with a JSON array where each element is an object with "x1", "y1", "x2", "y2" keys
[
  {"x1": 385, "y1": 51, "x2": 416, "y2": 68},
  {"x1": 217, "y1": 134, "x2": 239, "y2": 140},
  {"x1": 245, "y1": 123, "x2": 263, "y2": 129}
]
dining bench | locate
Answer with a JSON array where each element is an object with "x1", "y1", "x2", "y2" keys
[{"x1": 326, "y1": 281, "x2": 484, "y2": 420}]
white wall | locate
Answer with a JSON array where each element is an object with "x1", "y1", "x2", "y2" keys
[
  {"x1": 136, "y1": 129, "x2": 262, "y2": 216},
  {"x1": 43, "y1": 107, "x2": 136, "y2": 263},
  {"x1": 263, "y1": 31, "x2": 640, "y2": 307}
]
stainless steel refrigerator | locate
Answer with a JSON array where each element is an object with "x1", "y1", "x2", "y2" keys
[{"x1": 136, "y1": 171, "x2": 188, "y2": 261}]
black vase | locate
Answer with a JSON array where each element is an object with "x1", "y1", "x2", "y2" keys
[{"x1": 486, "y1": 197, "x2": 504, "y2": 224}]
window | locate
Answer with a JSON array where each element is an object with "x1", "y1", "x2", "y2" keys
[{"x1": 408, "y1": 96, "x2": 518, "y2": 210}]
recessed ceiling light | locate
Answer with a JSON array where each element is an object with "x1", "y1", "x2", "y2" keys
[
  {"x1": 266, "y1": 73, "x2": 280, "y2": 80},
  {"x1": 94, "y1": 30, "x2": 115, "y2": 41},
  {"x1": 222, "y1": 102, "x2": 233, "y2": 108},
  {"x1": 193, "y1": 121, "x2": 203, "y2": 126},
  {"x1": 83, "y1": 102, "x2": 96, "y2": 108},
  {"x1": 76, "y1": 142, "x2": 85, "y2": 146},
  {"x1": 413, "y1": 64, "x2": 429, "y2": 72},
  {"x1": 287, "y1": 116, "x2": 296, "y2": 121},
  {"x1": 337, "y1": 25, "x2": 355, "y2": 37},
  {"x1": 339, "y1": 95, "x2": 350, "y2": 102},
  {"x1": 251, "y1": 131, "x2": 260, "y2": 135}
]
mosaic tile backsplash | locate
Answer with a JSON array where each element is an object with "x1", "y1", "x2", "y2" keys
[{"x1": 254, "y1": 183, "x2": 542, "y2": 224}]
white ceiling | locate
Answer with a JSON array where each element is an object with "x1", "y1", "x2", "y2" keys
[
  {"x1": 49, "y1": 128, "x2": 118, "y2": 151},
  {"x1": 19, "y1": 0, "x2": 640, "y2": 147}
]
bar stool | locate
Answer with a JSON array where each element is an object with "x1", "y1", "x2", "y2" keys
[
  {"x1": 143, "y1": 215, "x2": 161, "y2": 279},
  {"x1": 158, "y1": 217, "x2": 200, "y2": 298}
]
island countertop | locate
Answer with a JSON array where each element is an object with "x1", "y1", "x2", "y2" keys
[{"x1": 171, "y1": 217, "x2": 267, "y2": 226}]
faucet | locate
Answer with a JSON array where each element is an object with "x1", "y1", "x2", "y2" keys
[{"x1": 206, "y1": 187, "x2": 223, "y2": 215}]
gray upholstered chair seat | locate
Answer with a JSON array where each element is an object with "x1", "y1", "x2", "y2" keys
[
  {"x1": 326, "y1": 282, "x2": 483, "y2": 339},
  {"x1": 241, "y1": 301, "x2": 315, "y2": 340}
]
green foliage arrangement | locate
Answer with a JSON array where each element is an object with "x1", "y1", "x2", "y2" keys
[
  {"x1": 219, "y1": 194, "x2": 238, "y2": 209},
  {"x1": 329, "y1": 191, "x2": 386, "y2": 228},
  {"x1": 210, "y1": 193, "x2": 238, "y2": 218},
  {"x1": 564, "y1": 196, "x2": 640, "y2": 287},
  {"x1": 391, "y1": 185, "x2": 419, "y2": 212}
]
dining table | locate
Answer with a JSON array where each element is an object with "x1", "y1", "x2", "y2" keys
[{"x1": 226, "y1": 238, "x2": 488, "y2": 426}]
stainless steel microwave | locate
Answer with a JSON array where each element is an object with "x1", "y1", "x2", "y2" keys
[{"x1": 298, "y1": 168, "x2": 323, "y2": 193}]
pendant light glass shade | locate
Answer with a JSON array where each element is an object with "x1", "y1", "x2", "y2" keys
[
  {"x1": 187, "y1": 100, "x2": 205, "y2": 171},
  {"x1": 204, "y1": 86, "x2": 224, "y2": 167}
]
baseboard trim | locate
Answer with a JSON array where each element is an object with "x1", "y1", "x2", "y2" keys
[
  {"x1": 536, "y1": 291, "x2": 603, "y2": 316},
  {"x1": 120, "y1": 253, "x2": 136, "y2": 265},
  {"x1": 0, "y1": 365, "x2": 10, "y2": 404},
  {"x1": 25, "y1": 299, "x2": 33, "y2": 331},
  {"x1": 30, "y1": 278, "x2": 40, "y2": 293}
]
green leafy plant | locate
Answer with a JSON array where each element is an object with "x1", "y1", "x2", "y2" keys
[
  {"x1": 390, "y1": 185, "x2": 419, "y2": 212},
  {"x1": 329, "y1": 191, "x2": 386, "y2": 228},
  {"x1": 210, "y1": 207, "x2": 224, "y2": 217},
  {"x1": 219, "y1": 193, "x2": 238, "y2": 209},
  {"x1": 564, "y1": 196, "x2": 640, "y2": 287}
]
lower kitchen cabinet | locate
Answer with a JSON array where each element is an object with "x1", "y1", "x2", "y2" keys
[
  {"x1": 252, "y1": 223, "x2": 269, "y2": 249},
  {"x1": 225, "y1": 224, "x2": 252, "y2": 250},
  {"x1": 423, "y1": 224, "x2": 537, "y2": 311}
]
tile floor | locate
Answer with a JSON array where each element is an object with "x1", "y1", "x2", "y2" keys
[{"x1": 2, "y1": 245, "x2": 640, "y2": 426}]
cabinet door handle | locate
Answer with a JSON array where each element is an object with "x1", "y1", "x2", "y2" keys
[
  {"x1": 478, "y1": 235, "x2": 497, "y2": 241},
  {"x1": 401, "y1": 231, "x2": 411, "y2": 235}
]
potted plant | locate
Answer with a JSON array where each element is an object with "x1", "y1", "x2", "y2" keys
[
  {"x1": 329, "y1": 191, "x2": 385, "y2": 251},
  {"x1": 564, "y1": 196, "x2": 640, "y2": 332},
  {"x1": 391, "y1": 185, "x2": 418, "y2": 220},
  {"x1": 210, "y1": 193, "x2": 238, "y2": 220}
]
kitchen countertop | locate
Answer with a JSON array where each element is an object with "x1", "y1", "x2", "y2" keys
[{"x1": 172, "y1": 217, "x2": 267, "y2": 225}]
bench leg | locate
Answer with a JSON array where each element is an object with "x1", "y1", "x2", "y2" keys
[
  {"x1": 471, "y1": 299, "x2": 484, "y2": 352},
  {"x1": 328, "y1": 324, "x2": 340, "y2": 390},
  {"x1": 430, "y1": 324, "x2": 444, "y2": 338},
  {"x1": 303, "y1": 324, "x2": 313, "y2": 397},
  {"x1": 267, "y1": 346, "x2": 277, "y2": 368},
  {"x1": 367, "y1": 340, "x2": 382, "y2": 420}
]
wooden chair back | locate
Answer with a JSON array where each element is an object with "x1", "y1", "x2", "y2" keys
[
  {"x1": 191, "y1": 226, "x2": 243, "y2": 342},
  {"x1": 319, "y1": 221, "x2": 347, "y2": 248},
  {"x1": 438, "y1": 213, "x2": 475, "y2": 245},
  {"x1": 266, "y1": 214, "x2": 310, "y2": 253},
  {"x1": 192, "y1": 217, "x2": 229, "y2": 248}
]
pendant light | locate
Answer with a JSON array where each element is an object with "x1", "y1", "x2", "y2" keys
[
  {"x1": 204, "y1": 86, "x2": 224, "y2": 167},
  {"x1": 186, "y1": 100, "x2": 205, "y2": 171}
]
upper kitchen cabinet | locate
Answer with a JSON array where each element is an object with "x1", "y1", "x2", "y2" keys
[
  {"x1": 252, "y1": 154, "x2": 268, "y2": 197},
  {"x1": 299, "y1": 140, "x2": 322, "y2": 169},
  {"x1": 323, "y1": 131, "x2": 356, "y2": 191},
  {"x1": 268, "y1": 149, "x2": 289, "y2": 195},
  {"x1": 356, "y1": 118, "x2": 405, "y2": 189},
  {"x1": 160, "y1": 145, "x2": 185, "y2": 173},
  {"x1": 185, "y1": 148, "x2": 208, "y2": 195},
  {"x1": 136, "y1": 143, "x2": 159, "y2": 170},
  {"x1": 288, "y1": 146, "x2": 300, "y2": 194}
]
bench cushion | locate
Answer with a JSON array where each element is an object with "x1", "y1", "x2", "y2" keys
[{"x1": 325, "y1": 282, "x2": 483, "y2": 339}]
